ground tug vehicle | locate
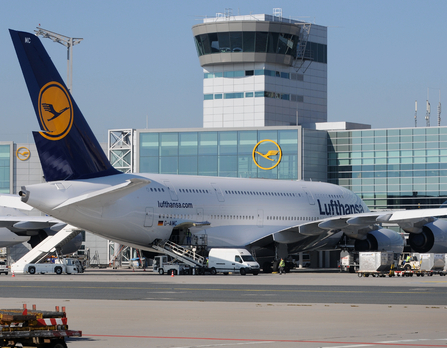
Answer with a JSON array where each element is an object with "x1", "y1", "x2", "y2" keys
[{"x1": 12, "y1": 258, "x2": 83, "y2": 275}]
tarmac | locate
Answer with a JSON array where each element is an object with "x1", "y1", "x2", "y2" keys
[{"x1": 1, "y1": 268, "x2": 447, "y2": 348}]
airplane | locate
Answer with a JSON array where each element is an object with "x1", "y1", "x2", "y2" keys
[
  {"x1": 0, "y1": 194, "x2": 82, "y2": 254},
  {"x1": 8, "y1": 29, "x2": 447, "y2": 269}
]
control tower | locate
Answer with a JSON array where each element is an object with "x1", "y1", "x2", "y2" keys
[{"x1": 192, "y1": 10, "x2": 327, "y2": 128}]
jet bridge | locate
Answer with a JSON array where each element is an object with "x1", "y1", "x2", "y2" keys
[
  {"x1": 152, "y1": 240, "x2": 205, "y2": 268},
  {"x1": 11, "y1": 225, "x2": 81, "y2": 270}
]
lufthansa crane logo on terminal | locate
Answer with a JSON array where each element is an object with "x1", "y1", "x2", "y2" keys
[
  {"x1": 16, "y1": 147, "x2": 30, "y2": 161},
  {"x1": 38, "y1": 81, "x2": 73, "y2": 141},
  {"x1": 252, "y1": 139, "x2": 282, "y2": 170}
]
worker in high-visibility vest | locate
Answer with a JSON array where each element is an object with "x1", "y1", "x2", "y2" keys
[
  {"x1": 279, "y1": 258, "x2": 286, "y2": 275},
  {"x1": 403, "y1": 254, "x2": 411, "y2": 265},
  {"x1": 186, "y1": 231, "x2": 192, "y2": 245}
]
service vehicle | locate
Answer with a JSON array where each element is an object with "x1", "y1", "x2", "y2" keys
[
  {"x1": 357, "y1": 251, "x2": 394, "y2": 277},
  {"x1": 12, "y1": 258, "x2": 82, "y2": 275},
  {"x1": 207, "y1": 248, "x2": 260, "y2": 275},
  {"x1": 0, "y1": 260, "x2": 8, "y2": 275},
  {"x1": 152, "y1": 255, "x2": 192, "y2": 275},
  {"x1": 339, "y1": 250, "x2": 358, "y2": 273},
  {"x1": 419, "y1": 253, "x2": 447, "y2": 276},
  {"x1": 153, "y1": 248, "x2": 260, "y2": 275},
  {"x1": 0, "y1": 304, "x2": 81, "y2": 348}
]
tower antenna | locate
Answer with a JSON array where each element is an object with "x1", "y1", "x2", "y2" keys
[{"x1": 414, "y1": 100, "x2": 417, "y2": 127}]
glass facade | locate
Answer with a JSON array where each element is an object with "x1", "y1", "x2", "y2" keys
[
  {"x1": 0, "y1": 144, "x2": 11, "y2": 194},
  {"x1": 194, "y1": 33, "x2": 327, "y2": 64},
  {"x1": 195, "y1": 31, "x2": 298, "y2": 57},
  {"x1": 139, "y1": 129, "x2": 298, "y2": 180},
  {"x1": 328, "y1": 127, "x2": 447, "y2": 210}
]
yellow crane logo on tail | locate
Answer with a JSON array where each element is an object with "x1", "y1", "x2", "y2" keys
[
  {"x1": 252, "y1": 140, "x2": 282, "y2": 170},
  {"x1": 38, "y1": 81, "x2": 73, "y2": 141}
]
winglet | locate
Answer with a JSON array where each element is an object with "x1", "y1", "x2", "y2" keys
[{"x1": 9, "y1": 29, "x2": 121, "y2": 182}]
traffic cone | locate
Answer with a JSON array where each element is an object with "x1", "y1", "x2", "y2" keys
[
  {"x1": 171, "y1": 270, "x2": 174, "y2": 277},
  {"x1": 12, "y1": 271, "x2": 15, "y2": 278}
]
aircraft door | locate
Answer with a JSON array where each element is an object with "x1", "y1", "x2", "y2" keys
[
  {"x1": 302, "y1": 187, "x2": 315, "y2": 205},
  {"x1": 211, "y1": 183, "x2": 225, "y2": 202},
  {"x1": 144, "y1": 207, "x2": 154, "y2": 227},
  {"x1": 164, "y1": 180, "x2": 178, "y2": 201},
  {"x1": 196, "y1": 208, "x2": 203, "y2": 221},
  {"x1": 257, "y1": 209, "x2": 264, "y2": 227}
]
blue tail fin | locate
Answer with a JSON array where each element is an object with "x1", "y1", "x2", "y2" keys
[{"x1": 9, "y1": 29, "x2": 121, "y2": 182}]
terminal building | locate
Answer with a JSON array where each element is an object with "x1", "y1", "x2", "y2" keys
[{"x1": 1, "y1": 10, "x2": 446, "y2": 268}]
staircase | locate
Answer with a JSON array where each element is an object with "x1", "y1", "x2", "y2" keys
[
  {"x1": 11, "y1": 225, "x2": 81, "y2": 270},
  {"x1": 152, "y1": 240, "x2": 205, "y2": 268}
]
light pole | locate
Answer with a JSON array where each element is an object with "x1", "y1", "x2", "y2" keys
[{"x1": 34, "y1": 27, "x2": 83, "y2": 93}]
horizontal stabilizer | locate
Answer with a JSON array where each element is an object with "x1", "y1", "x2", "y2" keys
[
  {"x1": 53, "y1": 178, "x2": 150, "y2": 210},
  {"x1": 0, "y1": 194, "x2": 33, "y2": 211}
]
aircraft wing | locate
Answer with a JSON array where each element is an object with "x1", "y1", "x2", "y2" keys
[
  {"x1": 0, "y1": 215, "x2": 66, "y2": 233},
  {"x1": 250, "y1": 207, "x2": 447, "y2": 248},
  {"x1": 0, "y1": 194, "x2": 66, "y2": 233}
]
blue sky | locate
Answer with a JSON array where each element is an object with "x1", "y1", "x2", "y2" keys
[{"x1": 1, "y1": 1, "x2": 447, "y2": 143}]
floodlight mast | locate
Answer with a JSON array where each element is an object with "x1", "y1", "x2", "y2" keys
[{"x1": 34, "y1": 27, "x2": 83, "y2": 92}]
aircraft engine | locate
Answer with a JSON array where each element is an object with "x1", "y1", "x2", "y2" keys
[
  {"x1": 408, "y1": 219, "x2": 447, "y2": 253},
  {"x1": 354, "y1": 228, "x2": 404, "y2": 254},
  {"x1": 29, "y1": 230, "x2": 83, "y2": 255},
  {"x1": 60, "y1": 233, "x2": 83, "y2": 255}
]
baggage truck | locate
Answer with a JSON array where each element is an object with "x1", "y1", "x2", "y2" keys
[
  {"x1": 395, "y1": 253, "x2": 446, "y2": 277},
  {"x1": 0, "y1": 304, "x2": 81, "y2": 348},
  {"x1": 357, "y1": 251, "x2": 394, "y2": 277},
  {"x1": 419, "y1": 253, "x2": 447, "y2": 276}
]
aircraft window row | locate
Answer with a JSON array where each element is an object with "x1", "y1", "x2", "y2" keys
[
  {"x1": 179, "y1": 188, "x2": 210, "y2": 194},
  {"x1": 212, "y1": 215, "x2": 254, "y2": 220},
  {"x1": 315, "y1": 194, "x2": 343, "y2": 199},
  {"x1": 267, "y1": 216, "x2": 318, "y2": 221},
  {"x1": 149, "y1": 187, "x2": 165, "y2": 192},
  {"x1": 225, "y1": 190, "x2": 296, "y2": 197},
  {"x1": 159, "y1": 214, "x2": 192, "y2": 219}
]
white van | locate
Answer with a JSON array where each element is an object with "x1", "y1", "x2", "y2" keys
[
  {"x1": 0, "y1": 260, "x2": 8, "y2": 275},
  {"x1": 207, "y1": 248, "x2": 260, "y2": 275}
]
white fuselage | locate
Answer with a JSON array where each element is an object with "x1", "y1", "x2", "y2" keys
[{"x1": 20, "y1": 173, "x2": 369, "y2": 250}]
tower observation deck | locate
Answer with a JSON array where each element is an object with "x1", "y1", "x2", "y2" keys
[{"x1": 192, "y1": 11, "x2": 327, "y2": 128}]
